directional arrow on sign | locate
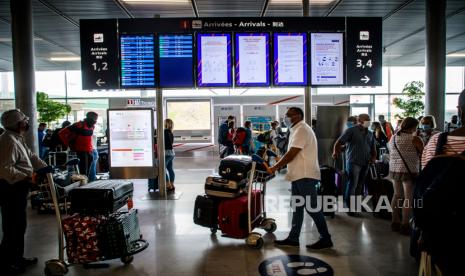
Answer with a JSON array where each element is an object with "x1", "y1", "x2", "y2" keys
[
  {"x1": 96, "y1": 79, "x2": 106, "y2": 87},
  {"x1": 361, "y1": 76, "x2": 370, "y2": 84}
]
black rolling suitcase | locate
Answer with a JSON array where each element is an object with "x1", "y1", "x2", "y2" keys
[
  {"x1": 193, "y1": 195, "x2": 220, "y2": 229},
  {"x1": 70, "y1": 180, "x2": 133, "y2": 214},
  {"x1": 100, "y1": 209, "x2": 141, "y2": 259},
  {"x1": 204, "y1": 175, "x2": 247, "y2": 198},
  {"x1": 366, "y1": 165, "x2": 393, "y2": 219},
  {"x1": 219, "y1": 155, "x2": 252, "y2": 181},
  {"x1": 319, "y1": 166, "x2": 338, "y2": 218}
]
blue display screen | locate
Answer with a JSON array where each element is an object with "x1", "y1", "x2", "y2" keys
[
  {"x1": 120, "y1": 34, "x2": 156, "y2": 88},
  {"x1": 159, "y1": 34, "x2": 194, "y2": 87},
  {"x1": 273, "y1": 33, "x2": 308, "y2": 86},
  {"x1": 197, "y1": 33, "x2": 232, "y2": 87},
  {"x1": 235, "y1": 33, "x2": 270, "y2": 87}
]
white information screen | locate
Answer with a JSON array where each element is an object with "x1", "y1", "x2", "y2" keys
[
  {"x1": 198, "y1": 34, "x2": 231, "y2": 86},
  {"x1": 274, "y1": 33, "x2": 307, "y2": 85},
  {"x1": 236, "y1": 33, "x2": 269, "y2": 85},
  {"x1": 167, "y1": 101, "x2": 211, "y2": 131},
  {"x1": 311, "y1": 33, "x2": 344, "y2": 85},
  {"x1": 109, "y1": 109, "x2": 153, "y2": 167}
]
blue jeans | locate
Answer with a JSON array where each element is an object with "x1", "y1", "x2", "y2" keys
[
  {"x1": 288, "y1": 178, "x2": 331, "y2": 242},
  {"x1": 345, "y1": 163, "x2": 368, "y2": 208},
  {"x1": 165, "y1": 155, "x2": 175, "y2": 183},
  {"x1": 88, "y1": 149, "x2": 99, "y2": 182}
]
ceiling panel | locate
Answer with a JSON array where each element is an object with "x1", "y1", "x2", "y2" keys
[{"x1": 0, "y1": 0, "x2": 464, "y2": 71}]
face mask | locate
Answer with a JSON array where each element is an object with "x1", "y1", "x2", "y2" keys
[
  {"x1": 362, "y1": 120, "x2": 371, "y2": 128},
  {"x1": 346, "y1": 122, "x2": 354, "y2": 128},
  {"x1": 421, "y1": 124, "x2": 432, "y2": 131},
  {"x1": 284, "y1": 117, "x2": 292, "y2": 127}
]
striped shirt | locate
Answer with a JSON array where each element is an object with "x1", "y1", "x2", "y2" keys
[
  {"x1": 421, "y1": 133, "x2": 465, "y2": 167},
  {"x1": 339, "y1": 125, "x2": 375, "y2": 166}
]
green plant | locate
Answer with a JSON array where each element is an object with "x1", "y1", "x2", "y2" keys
[
  {"x1": 392, "y1": 81, "x2": 425, "y2": 119},
  {"x1": 36, "y1": 92, "x2": 71, "y2": 124}
]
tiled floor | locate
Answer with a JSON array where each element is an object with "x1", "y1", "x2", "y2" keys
[{"x1": 11, "y1": 156, "x2": 417, "y2": 275}]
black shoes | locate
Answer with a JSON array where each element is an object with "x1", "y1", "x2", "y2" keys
[
  {"x1": 306, "y1": 239, "x2": 333, "y2": 250},
  {"x1": 274, "y1": 238, "x2": 300, "y2": 247},
  {"x1": 1, "y1": 257, "x2": 38, "y2": 275},
  {"x1": 20, "y1": 257, "x2": 38, "y2": 267}
]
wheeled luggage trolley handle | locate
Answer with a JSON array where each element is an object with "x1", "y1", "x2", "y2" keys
[{"x1": 245, "y1": 159, "x2": 277, "y2": 249}]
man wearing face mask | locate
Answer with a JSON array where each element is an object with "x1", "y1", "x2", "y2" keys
[
  {"x1": 269, "y1": 107, "x2": 333, "y2": 250},
  {"x1": 346, "y1": 116, "x2": 358, "y2": 128},
  {"x1": 60, "y1": 111, "x2": 98, "y2": 177},
  {"x1": 332, "y1": 114, "x2": 377, "y2": 215},
  {"x1": 0, "y1": 109, "x2": 47, "y2": 274}
]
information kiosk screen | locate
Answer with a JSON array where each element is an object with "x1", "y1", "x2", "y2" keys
[{"x1": 108, "y1": 109, "x2": 154, "y2": 167}]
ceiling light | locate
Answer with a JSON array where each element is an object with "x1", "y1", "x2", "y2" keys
[
  {"x1": 122, "y1": 0, "x2": 189, "y2": 4},
  {"x1": 50, "y1": 56, "x2": 81, "y2": 62},
  {"x1": 271, "y1": 0, "x2": 334, "y2": 4},
  {"x1": 384, "y1": 54, "x2": 402, "y2": 57},
  {"x1": 0, "y1": 37, "x2": 43, "y2": 42},
  {"x1": 447, "y1": 52, "x2": 465, "y2": 57}
]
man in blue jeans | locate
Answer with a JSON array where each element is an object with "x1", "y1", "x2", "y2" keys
[
  {"x1": 269, "y1": 107, "x2": 333, "y2": 249},
  {"x1": 333, "y1": 114, "x2": 376, "y2": 216}
]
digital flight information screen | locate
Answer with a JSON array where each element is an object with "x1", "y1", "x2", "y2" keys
[
  {"x1": 197, "y1": 33, "x2": 232, "y2": 87},
  {"x1": 235, "y1": 33, "x2": 270, "y2": 87},
  {"x1": 310, "y1": 33, "x2": 344, "y2": 85},
  {"x1": 273, "y1": 33, "x2": 308, "y2": 86},
  {"x1": 120, "y1": 34, "x2": 156, "y2": 88},
  {"x1": 159, "y1": 34, "x2": 194, "y2": 88}
]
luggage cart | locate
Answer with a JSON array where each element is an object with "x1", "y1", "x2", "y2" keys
[
  {"x1": 36, "y1": 166, "x2": 149, "y2": 276},
  {"x1": 212, "y1": 161, "x2": 277, "y2": 249}
]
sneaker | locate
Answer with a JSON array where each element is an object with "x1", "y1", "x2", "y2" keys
[
  {"x1": 274, "y1": 238, "x2": 300, "y2": 247},
  {"x1": 306, "y1": 239, "x2": 333, "y2": 250}
]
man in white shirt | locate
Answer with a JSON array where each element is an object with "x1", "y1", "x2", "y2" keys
[
  {"x1": 0, "y1": 109, "x2": 47, "y2": 274},
  {"x1": 269, "y1": 107, "x2": 333, "y2": 249}
]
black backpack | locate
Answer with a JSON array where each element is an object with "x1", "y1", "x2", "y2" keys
[{"x1": 412, "y1": 148, "x2": 465, "y2": 272}]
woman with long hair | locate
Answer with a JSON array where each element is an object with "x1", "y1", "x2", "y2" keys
[{"x1": 164, "y1": 119, "x2": 176, "y2": 192}]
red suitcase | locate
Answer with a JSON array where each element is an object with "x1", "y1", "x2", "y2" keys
[{"x1": 218, "y1": 190, "x2": 262, "y2": 239}]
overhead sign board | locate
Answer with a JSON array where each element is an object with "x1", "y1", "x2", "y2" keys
[
  {"x1": 346, "y1": 17, "x2": 383, "y2": 86},
  {"x1": 80, "y1": 19, "x2": 119, "y2": 90},
  {"x1": 79, "y1": 17, "x2": 382, "y2": 90}
]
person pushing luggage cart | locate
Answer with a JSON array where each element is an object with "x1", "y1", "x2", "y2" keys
[{"x1": 268, "y1": 107, "x2": 334, "y2": 250}]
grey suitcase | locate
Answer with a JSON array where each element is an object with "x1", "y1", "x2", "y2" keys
[{"x1": 204, "y1": 174, "x2": 247, "y2": 198}]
